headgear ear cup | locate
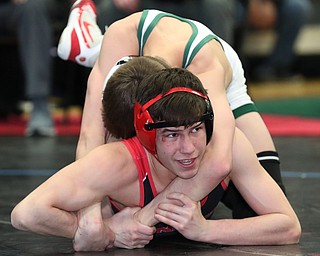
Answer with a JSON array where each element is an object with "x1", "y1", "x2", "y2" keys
[{"x1": 134, "y1": 103, "x2": 157, "y2": 155}]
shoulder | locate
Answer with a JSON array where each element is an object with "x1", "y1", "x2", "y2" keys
[
  {"x1": 189, "y1": 41, "x2": 232, "y2": 89},
  {"x1": 98, "y1": 12, "x2": 141, "y2": 64},
  {"x1": 85, "y1": 141, "x2": 141, "y2": 194},
  {"x1": 84, "y1": 141, "x2": 134, "y2": 177},
  {"x1": 60, "y1": 141, "x2": 140, "y2": 201}
]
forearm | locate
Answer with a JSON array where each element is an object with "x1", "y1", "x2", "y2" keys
[
  {"x1": 76, "y1": 67, "x2": 108, "y2": 159},
  {"x1": 202, "y1": 129, "x2": 302, "y2": 246},
  {"x1": 137, "y1": 146, "x2": 229, "y2": 226},
  {"x1": 201, "y1": 214, "x2": 301, "y2": 245},
  {"x1": 209, "y1": 92, "x2": 235, "y2": 173}
]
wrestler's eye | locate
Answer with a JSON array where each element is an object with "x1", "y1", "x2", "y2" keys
[
  {"x1": 190, "y1": 122, "x2": 203, "y2": 133},
  {"x1": 167, "y1": 132, "x2": 178, "y2": 138}
]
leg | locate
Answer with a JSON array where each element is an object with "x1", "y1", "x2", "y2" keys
[
  {"x1": 236, "y1": 111, "x2": 285, "y2": 192},
  {"x1": 253, "y1": 0, "x2": 312, "y2": 80},
  {"x1": 235, "y1": 112, "x2": 275, "y2": 152},
  {"x1": 57, "y1": 0, "x2": 103, "y2": 68},
  {"x1": 266, "y1": 0, "x2": 312, "y2": 70},
  {"x1": 14, "y1": 0, "x2": 57, "y2": 136},
  {"x1": 222, "y1": 111, "x2": 286, "y2": 218},
  {"x1": 0, "y1": 3, "x2": 22, "y2": 116},
  {"x1": 222, "y1": 40, "x2": 286, "y2": 217}
]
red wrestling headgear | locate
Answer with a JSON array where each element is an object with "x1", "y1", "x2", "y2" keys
[{"x1": 134, "y1": 87, "x2": 214, "y2": 156}]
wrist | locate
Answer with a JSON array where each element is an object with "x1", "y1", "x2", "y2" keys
[{"x1": 135, "y1": 204, "x2": 158, "y2": 226}]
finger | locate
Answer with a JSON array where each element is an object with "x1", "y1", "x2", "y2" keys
[
  {"x1": 106, "y1": 243, "x2": 114, "y2": 249},
  {"x1": 157, "y1": 202, "x2": 189, "y2": 217},
  {"x1": 134, "y1": 239, "x2": 152, "y2": 246},
  {"x1": 130, "y1": 228, "x2": 154, "y2": 241},
  {"x1": 166, "y1": 193, "x2": 195, "y2": 208},
  {"x1": 136, "y1": 233, "x2": 154, "y2": 242},
  {"x1": 136, "y1": 225, "x2": 156, "y2": 236},
  {"x1": 113, "y1": 240, "x2": 131, "y2": 249},
  {"x1": 155, "y1": 206, "x2": 186, "y2": 225},
  {"x1": 136, "y1": 231, "x2": 154, "y2": 239},
  {"x1": 154, "y1": 212, "x2": 181, "y2": 230},
  {"x1": 139, "y1": 239, "x2": 152, "y2": 246}
]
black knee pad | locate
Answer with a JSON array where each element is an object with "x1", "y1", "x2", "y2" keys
[{"x1": 257, "y1": 151, "x2": 286, "y2": 194}]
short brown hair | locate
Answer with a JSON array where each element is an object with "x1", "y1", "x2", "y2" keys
[
  {"x1": 137, "y1": 68, "x2": 210, "y2": 127},
  {"x1": 102, "y1": 56, "x2": 169, "y2": 138}
]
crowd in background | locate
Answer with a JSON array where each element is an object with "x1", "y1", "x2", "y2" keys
[{"x1": 0, "y1": 0, "x2": 317, "y2": 136}]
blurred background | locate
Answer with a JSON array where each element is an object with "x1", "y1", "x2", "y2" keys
[
  {"x1": 0, "y1": 0, "x2": 320, "y2": 136},
  {"x1": 0, "y1": 1, "x2": 319, "y2": 255}
]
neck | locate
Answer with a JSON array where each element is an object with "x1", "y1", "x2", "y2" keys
[{"x1": 148, "y1": 152, "x2": 176, "y2": 193}]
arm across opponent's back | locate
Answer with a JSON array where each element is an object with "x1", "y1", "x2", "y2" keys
[
  {"x1": 151, "y1": 129, "x2": 301, "y2": 245},
  {"x1": 77, "y1": 14, "x2": 140, "y2": 158}
]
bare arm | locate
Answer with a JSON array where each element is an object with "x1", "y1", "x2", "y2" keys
[
  {"x1": 197, "y1": 60, "x2": 235, "y2": 178},
  {"x1": 204, "y1": 129, "x2": 301, "y2": 245},
  {"x1": 76, "y1": 67, "x2": 107, "y2": 159},
  {"x1": 76, "y1": 15, "x2": 140, "y2": 159},
  {"x1": 73, "y1": 15, "x2": 149, "y2": 251},
  {"x1": 136, "y1": 129, "x2": 300, "y2": 245},
  {"x1": 137, "y1": 53, "x2": 235, "y2": 227},
  {"x1": 200, "y1": 129, "x2": 300, "y2": 245},
  {"x1": 154, "y1": 129, "x2": 301, "y2": 245},
  {"x1": 11, "y1": 143, "x2": 132, "y2": 238}
]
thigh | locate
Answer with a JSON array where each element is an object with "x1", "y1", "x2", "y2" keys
[{"x1": 235, "y1": 112, "x2": 275, "y2": 153}]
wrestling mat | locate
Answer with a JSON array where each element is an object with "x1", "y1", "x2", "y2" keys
[{"x1": 256, "y1": 96, "x2": 320, "y2": 136}]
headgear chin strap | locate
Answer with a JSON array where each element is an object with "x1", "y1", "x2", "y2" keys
[{"x1": 134, "y1": 87, "x2": 214, "y2": 156}]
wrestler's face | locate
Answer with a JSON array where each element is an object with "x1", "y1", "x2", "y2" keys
[{"x1": 155, "y1": 122, "x2": 207, "y2": 179}]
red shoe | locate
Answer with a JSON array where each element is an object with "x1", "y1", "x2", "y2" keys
[{"x1": 57, "y1": 0, "x2": 103, "y2": 67}]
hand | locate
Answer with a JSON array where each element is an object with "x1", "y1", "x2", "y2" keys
[
  {"x1": 73, "y1": 203, "x2": 115, "y2": 251},
  {"x1": 154, "y1": 193, "x2": 207, "y2": 241},
  {"x1": 107, "y1": 207, "x2": 155, "y2": 249}
]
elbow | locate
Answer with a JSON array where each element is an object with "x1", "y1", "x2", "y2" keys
[
  {"x1": 207, "y1": 152, "x2": 232, "y2": 180},
  {"x1": 280, "y1": 217, "x2": 301, "y2": 245},
  {"x1": 214, "y1": 160, "x2": 232, "y2": 180},
  {"x1": 11, "y1": 204, "x2": 34, "y2": 231},
  {"x1": 205, "y1": 144, "x2": 232, "y2": 180},
  {"x1": 11, "y1": 200, "x2": 47, "y2": 233},
  {"x1": 287, "y1": 220, "x2": 302, "y2": 244}
]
